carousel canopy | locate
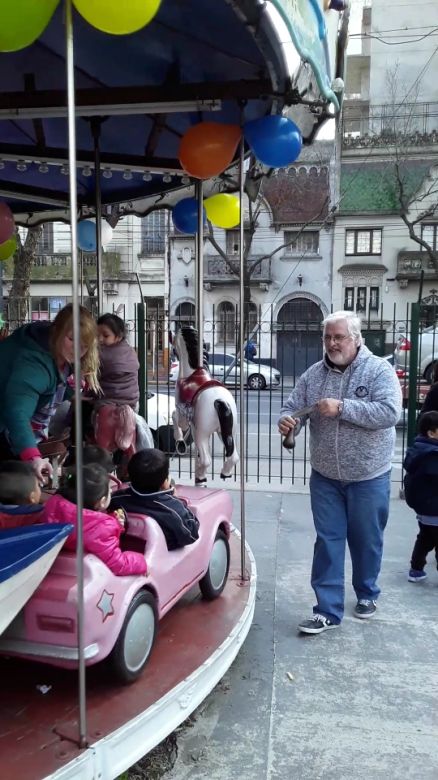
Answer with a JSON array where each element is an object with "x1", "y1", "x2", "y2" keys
[{"x1": 0, "y1": 0, "x2": 347, "y2": 223}]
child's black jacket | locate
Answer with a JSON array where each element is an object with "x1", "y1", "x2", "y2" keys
[{"x1": 403, "y1": 435, "x2": 438, "y2": 515}]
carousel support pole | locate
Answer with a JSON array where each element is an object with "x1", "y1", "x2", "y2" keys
[
  {"x1": 91, "y1": 120, "x2": 103, "y2": 315},
  {"x1": 195, "y1": 181, "x2": 204, "y2": 366},
  {"x1": 238, "y1": 136, "x2": 247, "y2": 581},
  {"x1": 65, "y1": 0, "x2": 87, "y2": 749}
]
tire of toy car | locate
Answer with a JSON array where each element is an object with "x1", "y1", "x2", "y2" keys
[
  {"x1": 247, "y1": 373, "x2": 266, "y2": 390},
  {"x1": 109, "y1": 590, "x2": 157, "y2": 684},
  {"x1": 199, "y1": 529, "x2": 230, "y2": 600}
]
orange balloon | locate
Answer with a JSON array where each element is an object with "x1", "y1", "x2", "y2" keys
[{"x1": 179, "y1": 122, "x2": 241, "y2": 179}]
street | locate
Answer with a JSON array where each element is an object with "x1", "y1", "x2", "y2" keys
[{"x1": 157, "y1": 386, "x2": 409, "y2": 487}]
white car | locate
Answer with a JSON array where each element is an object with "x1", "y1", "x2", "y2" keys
[
  {"x1": 394, "y1": 325, "x2": 438, "y2": 383},
  {"x1": 169, "y1": 352, "x2": 281, "y2": 390}
]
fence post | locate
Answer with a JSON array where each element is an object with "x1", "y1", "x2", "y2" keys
[
  {"x1": 407, "y1": 302, "x2": 420, "y2": 446},
  {"x1": 137, "y1": 302, "x2": 147, "y2": 420}
]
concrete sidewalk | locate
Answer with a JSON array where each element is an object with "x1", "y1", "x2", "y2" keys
[{"x1": 133, "y1": 489, "x2": 438, "y2": 780}]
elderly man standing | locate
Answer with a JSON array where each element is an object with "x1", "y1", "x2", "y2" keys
[{"x1": 278, "y1": 311, "x2": 402, "y2": 634}]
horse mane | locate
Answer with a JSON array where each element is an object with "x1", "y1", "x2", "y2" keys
[
  {"x1": 180, "y1": 326, "x2": 209, "y2": 371},
  {"x1": 180, "y1": 326, "x2": 200, "y2": 370}
]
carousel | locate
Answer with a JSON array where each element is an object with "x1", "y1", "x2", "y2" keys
[{"x1": 0, "y1": 1, "x2": 348, "y2": 778}]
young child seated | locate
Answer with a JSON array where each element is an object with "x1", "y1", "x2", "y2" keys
[
  {"x1": 110, "y1": 449, "x2": 200, "y2": 550},
  {"x1": 42, "y1": 463, "x2": 147, "y2": 576},
  {"x1": 404, "y1": 411, "x2": 438, "y2": 582},
  {"x1": 0, "y1": 461, "x2": 44, "y2": 529}
]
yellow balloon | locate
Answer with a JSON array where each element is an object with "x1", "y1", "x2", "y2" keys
[
  {"x1": 204, "y1": 194, "x2": 241, "y2": 229},
  {"x1": 0, "y1": 0, "x2": 59, "y2": 53},
  {"x1": 0, "y1": 236, "x2": 17, "y2": 261},
  {"x1": 73, "y1": 0, "x2": 161, "y2": 35}
]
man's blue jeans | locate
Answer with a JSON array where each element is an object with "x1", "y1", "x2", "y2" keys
[{"x1": 309, "y1": 469, "x2": 391, "y2": 624}]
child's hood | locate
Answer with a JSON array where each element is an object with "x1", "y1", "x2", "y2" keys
[{"x1": 404, "y1": 435, "x2": 438, "y2": 471}]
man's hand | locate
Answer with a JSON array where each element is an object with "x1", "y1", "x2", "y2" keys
[
  {"x1": 318, "y1": 398, "x2": 341, "y2": 418},
  {"x1": 278, "y1": 415, "x2": 299, "y2": 435},
  {"x1": 31, "y1": 456, "x2": 53, "y2": 483}
]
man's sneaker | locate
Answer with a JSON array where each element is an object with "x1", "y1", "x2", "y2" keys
[
  {"x1": 298, "y1": 614, "x2": 338, "y2": 634},
  {"x1": 408, "y1": 569, "x2": 427, "y2": 582},
  {"x1": 354, "y1": 599, "x2": 377, "y2": 619}
]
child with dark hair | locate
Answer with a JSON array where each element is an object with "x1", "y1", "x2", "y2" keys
[
  {"x1": 63, "y1": 444, "x2": 114, "y2": 473},
  {"x1": 110, "y1": 449, "x2": 199, "y2": 550},
  {"x1": 96, "y1": 313, "x2": 139, "y2": 409},
  {"x1": 0, "y1": 461, "x2": 43, "y2": 529},
  {"x1": 42, "y1": 463, "x2": 146, "y2": 576},
  {"x1": 404, "y1": 410, "x2": 438, "y2": 582}
]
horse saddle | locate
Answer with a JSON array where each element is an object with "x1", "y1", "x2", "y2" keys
[{"x1": 176, "y1": 368, "x2": 223, "y2": 407}]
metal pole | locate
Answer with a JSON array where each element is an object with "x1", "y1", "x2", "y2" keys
[
  {"x1": 238, "y1": 137, "x2": 246, "y2": 581},
  {"x1": 407, "y1": 302, "x2": 420, "y2": 447},
  {"x1": 92, "y1": 120, "x2": 103, "y2": 315},
  {"x1": 65, "y1": 0, "x2": 87, "y2": 748},
  {"x1": 195, "y1": 181, "x2": 204, "y2": 366}
]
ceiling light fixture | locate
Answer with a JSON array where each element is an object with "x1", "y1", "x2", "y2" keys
[
  {"x1": 102, "y1": 167, "x2": 112, "y2": 179},
  {"x1": 181, "y1": 175, "x2": 190, "y2": 185},
  {"x1": 143, "y1": 172, "x2": 152, "y2": 182},
  {"x1": 38, "y1": 163, "x2": 49, "y2": 173},
  {"x1": 0, "y1": 99, "x2": 222, "y2": 121},
  {"x1": 60, "y1": 164, "x2": 69, "y2": 175},
  {"x1": 123, "y1": 169, "x2": 133, "y2": 180},
  {"x1": 16, "y1": 160, "x2": 27, "y2": 172},
  {"x1": 163, "y1": 174, "x2": 172, "y2": 183},
  {"x1": 82, "y1": 165, "x2": 92, "y2": 177}
]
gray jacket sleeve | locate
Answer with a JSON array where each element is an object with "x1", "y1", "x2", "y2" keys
[{"x1": 341, "y1": 364, "x2": 402, "y2": 430}]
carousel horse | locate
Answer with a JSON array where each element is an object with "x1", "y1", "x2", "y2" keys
[{"x1": 172, "y1": 326, "x2": 239, "y2": 484}]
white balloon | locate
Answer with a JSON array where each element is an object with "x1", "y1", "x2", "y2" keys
[{"x1": 101, "y1": 220, "x2": 113, "y2": 249}]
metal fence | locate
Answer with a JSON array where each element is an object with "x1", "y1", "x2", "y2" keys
[{"x1": 2, "y1": 301, "x2": 437, "y2": 487}]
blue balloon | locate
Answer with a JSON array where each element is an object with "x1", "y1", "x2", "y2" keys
[
  {"x1": 172, "y1": 198, "x2": 205, "y2": 234},
  {"x1": 77, "y1": 219, "x2": 96, "y2": 252},
  {"x1": 243, "y1": 115, "x2": 302, "y2": 168}
]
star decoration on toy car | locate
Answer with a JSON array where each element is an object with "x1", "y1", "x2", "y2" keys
[{"x1": 97, "y1": 589, "x2": 115, "y2": 622}]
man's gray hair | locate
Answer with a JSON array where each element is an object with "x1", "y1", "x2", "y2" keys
[{"x1": 322, "y1": 311, "x2": 363, "y2": 346}]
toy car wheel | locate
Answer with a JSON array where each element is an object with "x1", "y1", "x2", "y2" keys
[
  {"x1": 199, "y1": 529, "x2": 230, "y2": 600},
  {"x1": 247, "y1": 373, "x2": 266, "y2": 390},
  {"x1": 109, "y1": 590, "x2": 157, "y2": 684}
]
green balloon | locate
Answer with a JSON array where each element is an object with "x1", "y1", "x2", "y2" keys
[
  {"x1": 0, "y1": 0, "x2": 60, "y2": 52},
  {"x1": 0, "y1": 237, "x2": 17, "y2": 261}
]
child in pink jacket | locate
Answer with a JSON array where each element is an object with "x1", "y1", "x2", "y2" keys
[{"x1": 42, "y1": 463, "x2": 146, "y2": 577}]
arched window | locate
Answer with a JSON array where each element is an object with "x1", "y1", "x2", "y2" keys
[
  {"x1": 174, "y1": 302, "x2": 195, "y2": 328},
  {"x1": 217, "y1": 301, "x2": 235, "y2": 346},
  {"x1": 278, "y1": 298, "x2": 323, "y2": 327}
]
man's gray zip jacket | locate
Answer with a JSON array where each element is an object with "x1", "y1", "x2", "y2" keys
[{"x1": 279, "y1": 345, "x2": 402, "y2": 482}]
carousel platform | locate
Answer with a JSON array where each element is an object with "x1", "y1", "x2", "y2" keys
[{"x1": 0, "y1": 529, "x2": 255, "y2": 780}]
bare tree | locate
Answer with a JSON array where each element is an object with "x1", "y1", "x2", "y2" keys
[{"x1": 9, "y1": 226, "x2": 41, "y2": 325}]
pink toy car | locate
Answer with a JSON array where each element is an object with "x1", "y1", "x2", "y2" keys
[{"x1": 0, "y1": 486, "x2": 232, "y2": 684}]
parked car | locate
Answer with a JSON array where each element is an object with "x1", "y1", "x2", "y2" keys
[
  {"x1": 0, "y1": 486, "x2": 232, "y2": 684},
  {"x1": 169, "y1": 352, "x2": 281, "y2": 390},
  {"x1": 394, "y1": 326, "x2": 438, "y2": 383}
]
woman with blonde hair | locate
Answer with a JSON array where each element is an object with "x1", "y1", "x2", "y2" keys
[{"x1": 0, "y1": 304, "x2": 99, "y2": 481}]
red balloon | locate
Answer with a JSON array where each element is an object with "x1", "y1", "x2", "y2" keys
[
  {"x1": 0, "y1": 202, "x2": 15, "y2": 244},
  {"x1": 179, "y1": 122, "x2": 241, "y2": 179}
]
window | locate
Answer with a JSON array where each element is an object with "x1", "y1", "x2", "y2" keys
[
  {"x1": 344, "y1": 287, "x2": 354, "y2": 311},
  {"x1": 284, "y1": 230, "x2": 319, "y2": 255},
  {"x1": 421, "y1": 224, "x2": 438, "y2": 251},
  {"x1": 225, "y1": 229, "x2": 251, "y2": 255},
  {"x1": 369, "y1": 287, "x2": 380, "y2": 311},
  {"x1": 217, "y1": 301, "x2": 235, "y2": 345},
  {"x1": 345, "y1": 228, "x2": 382, "y2": 256},
  {"x1": 141, "y1": 211, "x2": 166, "y2": 253},
  {"x1": 31, "y1": 296, "x2": 70, "y2": 320},
  {"x1": 356, "y1": 287, "x2": 367, "y2": 312},
  {"x1": 37, "y1": 223, "x2": 54, "y2": 254}
]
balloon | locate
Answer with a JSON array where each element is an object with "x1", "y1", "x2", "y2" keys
[
  {"x1": 0, "y1": 236, "x2": 17, "y2": 261},
  {"x1": 101, "y1": 220, "x2": 113, "y2": 248},
  {"x1": 77, "y1": 220, "x2": 96, "y2": 252},
  {"x1": 172, "y1": 198, "x2": 206, "y2": 234},
  {"x1": 0, "y1": 0, "x2": 59, "y2": 52},
  {"x1": 204, "y1": 194, "x2": 240, "y2": 229},
  {"x1": 0, "y1": 203, "x2": 15, "y2": 244},
  {"x1": 73, "y1": 0, "x2": 161, "y2": 35},
  {"x1": 243, "y1": 115, "x2": 302, "y2": 168},
  {"x1": 179, "y1": 123, "x2": 241, "y2": 180}
]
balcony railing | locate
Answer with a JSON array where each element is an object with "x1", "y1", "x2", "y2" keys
[
  {"x1": 397, "y1": 251, "x2": 438, "y2": 281},
  {"x1": 203, "y1": 256, "x2": 272, "y2": 285},
  {"x1": 342, "y1": 102, "x2": 438, "y2": 148}
]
